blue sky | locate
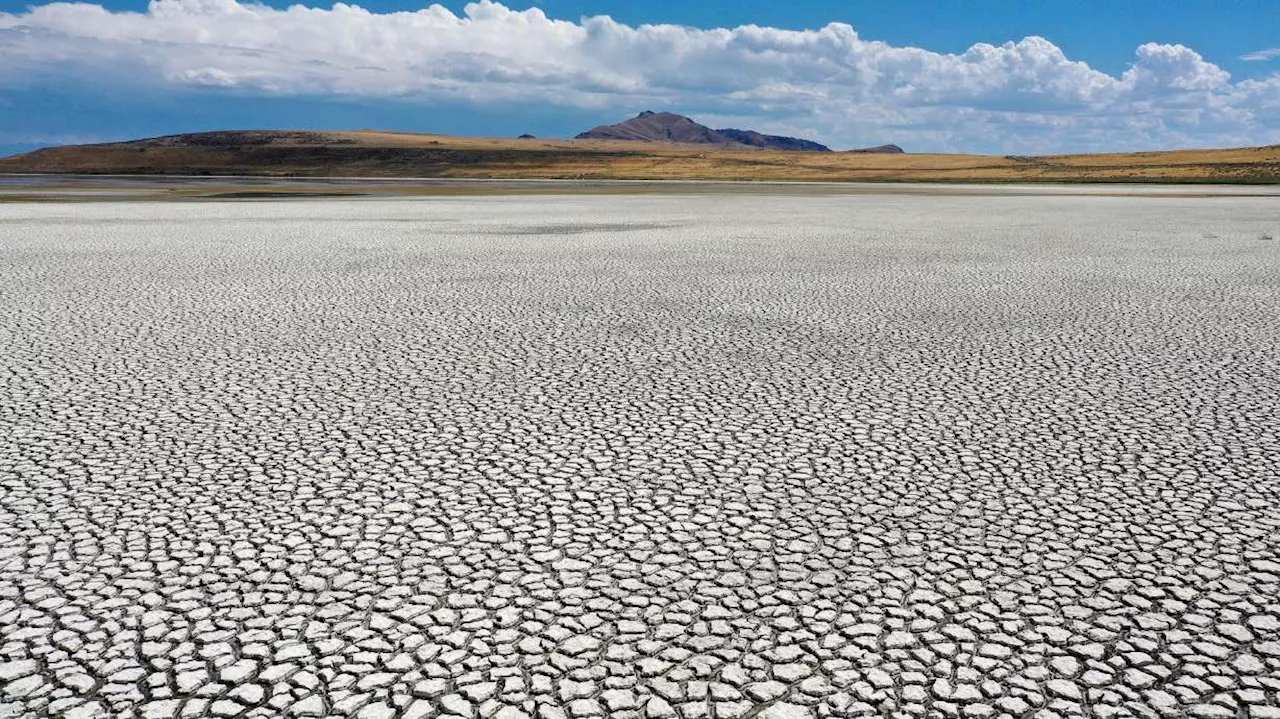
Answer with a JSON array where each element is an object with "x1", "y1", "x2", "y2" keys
[{"x1": 1, "y1": 0, "x2": 1278, "y2": 155}]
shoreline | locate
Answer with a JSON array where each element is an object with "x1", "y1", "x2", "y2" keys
[{"x1": 4, "y1": 174, "x2": 1279, "y2": 202}]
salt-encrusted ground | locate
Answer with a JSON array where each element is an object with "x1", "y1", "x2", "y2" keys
[{"x1": 1, "y1": 193, "x2": 1278, "y2": 719}]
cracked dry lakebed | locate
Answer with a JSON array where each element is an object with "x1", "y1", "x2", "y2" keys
[{"x1": 1, "y1": 191, "x2": 1279, "y2": 719}]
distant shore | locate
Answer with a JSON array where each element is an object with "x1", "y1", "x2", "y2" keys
[
  {"x1": 4, "y1": 175, "x2": 1280, "y2": 203},
  {"x1": 2, "y1": 131, "x2": 1277, "y2": 186}
]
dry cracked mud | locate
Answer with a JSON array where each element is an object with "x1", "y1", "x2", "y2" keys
[{"x1": 1, "y1": 193, "x2": 1278, "y2": 719}]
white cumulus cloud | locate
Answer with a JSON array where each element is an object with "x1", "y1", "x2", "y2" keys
[{"x1": 1, "y1": 0, "x2": 1277, "y2": 151}]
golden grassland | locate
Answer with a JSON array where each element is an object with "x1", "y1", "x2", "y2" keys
[{"x1": 1, "y1": 130, "x2": 1278, "y2": 184}]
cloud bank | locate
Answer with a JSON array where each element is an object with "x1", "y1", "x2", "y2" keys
[{"x1": 2, "y1": 0, "x2": 1278, "y2": 152}]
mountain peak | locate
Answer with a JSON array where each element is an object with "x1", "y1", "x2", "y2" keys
[
  {"x1": 575, "y1": 111, "x2": 727, "y2": 145},
  {"x1": 576, "y1": 111, "x2": 831, "y2": 152}
]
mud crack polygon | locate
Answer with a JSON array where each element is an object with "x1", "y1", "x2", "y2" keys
[{"x1": 1, "y1": 194, "x2": 1278, "y2": 719}]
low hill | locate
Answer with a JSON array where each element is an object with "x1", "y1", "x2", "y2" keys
[
  {"x1": 849, "y1": 144, "x2": 905, "y2": 154},
  {"x1": 1, "y1": 130, "x2": 1277, "y2": 184}
]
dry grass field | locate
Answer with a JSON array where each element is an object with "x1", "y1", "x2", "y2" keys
[{"x1": 2, "y1": 130, "x2": 1278, "y2": 183}]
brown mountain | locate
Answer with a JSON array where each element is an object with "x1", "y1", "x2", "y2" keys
[
  {"x1": 576, "y1": 111, "x2": 832, "y2": 152},
  {"x1": 576, "y1": 111, "x2": 729, "y2": 144}
]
